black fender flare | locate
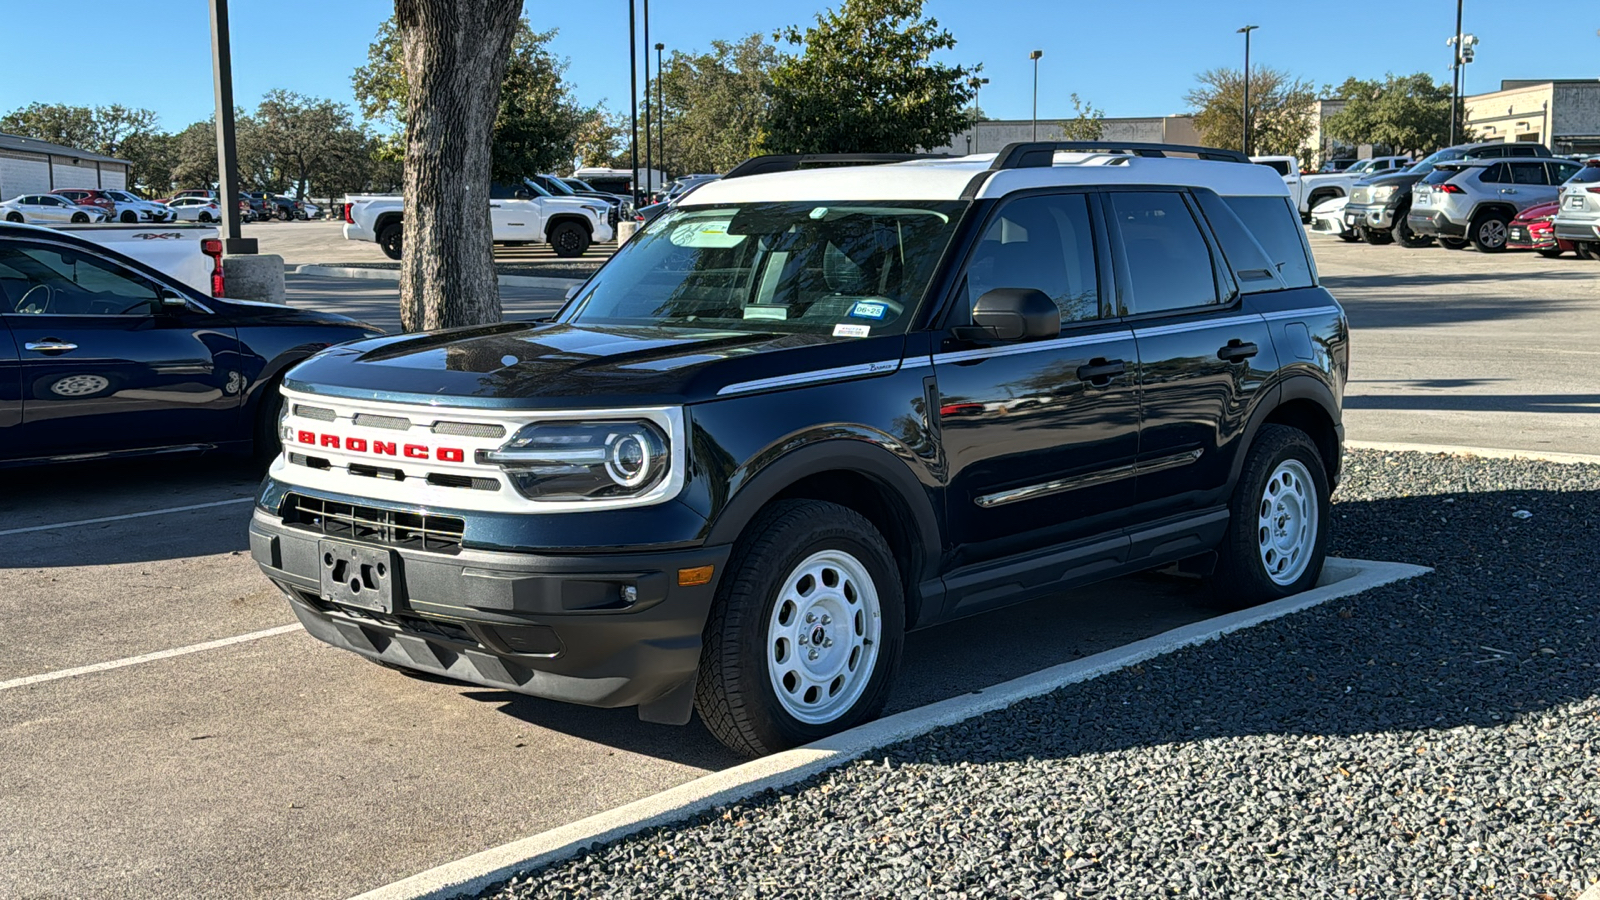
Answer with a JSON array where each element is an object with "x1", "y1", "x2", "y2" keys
[
  {"x1": 1232, "y1": 373, "x2": 1343, "y2": 486},
  {"x1": 703, "y1": 435, "x2": 944, "y2": 612},
  {"x1": 545, "y1": 213, "x2": 594, "y2": 236}
]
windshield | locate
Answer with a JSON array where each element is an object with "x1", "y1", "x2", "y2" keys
[
  {"x1": 520, "y1": 178, "x2": 553, "y2": 198},
  {"x1": 106, "y1": 191, "x2": 136, "y2": 202},
  {"x1": 1406, "y1": 148, "x2": 1465, "y2": 176},
  {"x1": 564, "y1": 179, "x2": 597, "y2": 192},
  {"x1": 1345, "y1": 160, "x2": 1373, "y2": 174},
  {"x1": 563, "y1": 201, "x2": 967, "y2": 337},
  {"x1": 540, "y1": 176, "x2": 577, "y2": 196}
]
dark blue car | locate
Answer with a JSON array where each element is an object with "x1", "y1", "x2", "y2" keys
[{"x1": 0, "y1": 222, "x2": 380, "y2": 465}]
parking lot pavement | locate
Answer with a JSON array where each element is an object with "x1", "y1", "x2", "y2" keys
[
  {"x1": 285, "y1": 273, "x2": 568, "y2": 334},
  {"x1": 0, "y1": 453, "x2": 1225, "y2": 899},
  {"x1": 1316, "y1": 235, "x2": 1600, "y2": 456}
]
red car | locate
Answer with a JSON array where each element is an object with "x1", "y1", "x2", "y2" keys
[
  {"x1": 1506, "y1": 201, "x2": 1576, "y2": 258},
  {"x1": 49, "y1": 188, "x2": 117, "y2": 217}
]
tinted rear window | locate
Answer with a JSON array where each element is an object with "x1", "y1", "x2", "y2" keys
[
  {"x1": 1570, "y1": 165, "x2": 1600, "y2": 184},
  {"x1": 1422, "y1": 167, "x2": 1462, "y2": 185},
  {"x1": 1219, "y1": 196, "x2": 1314, "y2": 290},
  {"x1": 1257, "y1": 159, "x2": 1293, "y2": 177}
]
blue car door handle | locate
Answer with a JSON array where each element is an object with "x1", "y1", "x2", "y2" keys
[{"x1": 24, "y1": 340, "x2": 78, "y2": 354}]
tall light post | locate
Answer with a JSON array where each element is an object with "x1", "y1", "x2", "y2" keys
[
  {"x1": 628, "y1": 1, "x2": 638, "y2": 207},
  {"x1": 1448, "y1": 0, "x2": 1463, "y2": 145},
  {"x1": 969, "y1": 75, "x2": 989, "y2": 153},
  {"x1": 655, "y1": 43, "x2": 665, "y2": 177},
  {"x1": 1029, "y1": 50, "x2": 1043, "y2": 141},
  {"x1": 1237, "y1": 25, "x2": 1258, "y2": 157},
  {"x1": 208, "y1": 0, "x2": 254, "y2": 254},
  {"x1": 642, "y1": 0, "x2": 651, "y2": 200}
]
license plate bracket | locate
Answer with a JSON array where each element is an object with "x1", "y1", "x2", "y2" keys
[{"x1": 318, "y1": 539, "x2": 397, "y2": 613}]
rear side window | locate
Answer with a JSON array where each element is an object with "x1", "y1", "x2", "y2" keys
[
  {"x1": 1551, "y1": 161, "x2": 1585, "y2": 184},
  {"x1": 1568, "y1": 164, "x2": 1600, "y2": 184},
  {"x1": 1108, "y1": 191, "x2": 1220, "y2": 315},
  {"x1": 1509, "y1": 163, "x2": 1548, "y2": 185},
  {"x1": 1423, "y1": 167, "x2": 1461, "y2": 185},
  {"x1": 1218, "y1": 196, "x2": 1314, "y2": 290},
  {"x1": 1257, "y1": 159, "x2": 1292, "y2": 177},
  {"x1": 1477, "y1": 164, "x2": 1506, "y2": 184}
]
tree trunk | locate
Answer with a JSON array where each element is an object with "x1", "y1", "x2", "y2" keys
[{"x1": 395, "y1": 0, "x2": 522, "y2": 332}]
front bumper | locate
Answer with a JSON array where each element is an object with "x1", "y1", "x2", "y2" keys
[
  {"x1": 1406, "y1": 211, "x2": 1466, "y2": 239},
  {"x1": 249, "y1": 509, "x2": 731, "y2": 712},
  {"x1": 1507, "y1": 223, "x2": 1557, "y2": 250},
  {"x1": 1343, "y1": 203, "x2": 1395, "y2": 232}
]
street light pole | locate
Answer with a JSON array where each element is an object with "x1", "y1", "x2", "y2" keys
[
  {"x1": 969, "y1": 75, "x2": 988, "y2": 153},
  {"x1": 1449, "y1": 0, "x2": 1463, "y2": 144},
  {"x1": 655, "y1": 43, "x2": 665, "y2": 177},
  {"x1": 642, "y1": 0, "x2": 650, "y2": 200},
  {"x1": 628, "y1": 0, "x2": 638, "y2": 207},
  {"x1": 208, "y1": 0, "x2": 254, "y2": 254},
  {"x1": 1029, "y1": 50, "x2": 1043, "y2": 141},
  {"x1": 1237, "y1": 25, "x2": 1258, "y2": 157}
]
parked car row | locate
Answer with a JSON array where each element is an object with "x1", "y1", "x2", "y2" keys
[
  {"x1": 1302, "y1": 141, "x2": 1600, "y2": 259},
  {"x1": 1, "y1": 186, "x2": 328, "y2": 228}
]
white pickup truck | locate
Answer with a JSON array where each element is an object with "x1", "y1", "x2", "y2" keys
[
  {"x1": 343, "y1": 178, "x2": 615, "y2": 260},
  {"x1": 1251, "y1": 155, "x2": 1413, "y2": 219},
  {"x1": 33, "y1": 222, "x2": 225, "y2": 296}
]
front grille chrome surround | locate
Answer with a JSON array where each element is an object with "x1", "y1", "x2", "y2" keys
[{"x1": 272, "y1": 386, "x2": 687, "y2": 514}]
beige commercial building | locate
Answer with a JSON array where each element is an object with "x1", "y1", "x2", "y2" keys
[
  {"x1": 932, "y1": 115, "x2": 1201, "y2": 157},
  {"x1": 1463, "y1": 80, "x2": 1600, "y2": 154}
]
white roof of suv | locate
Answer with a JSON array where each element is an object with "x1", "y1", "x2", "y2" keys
[{"x1": 688, "y1": 150, "x2": 1292, "y2": 206}]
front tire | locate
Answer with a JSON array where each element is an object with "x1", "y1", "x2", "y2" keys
[
  {"x1": 548, "y1": 221, "x2": 590, "y2": 258},
  {"x1": 1440, "y1": 237, "x2": 1469, "y2": 250},
  {"x1": 377, "y1": 223, "x2": 403, "y2": 260},
  {"x1": 71, "y1": 212, "x2": 89, "y2": 223},
  {"x1": 1363, "y1": 227, "x2": 1394, "y2": 246},
  {"x1": 1469, "y1": 211, "x2": 1510, "y2": 253},
  {"x1": 1538, "y1": 248, "x2": 1565, "y2": 259},
  {"x1": 1394, "y1": 213, "x2": 1433, "y2": 248},
  {"x1": 695, "y1": 500, "x2": 905, "y2": 758},
  {"x1": 1209, "y1": 425, "x2": 1330, "y2": 610}
]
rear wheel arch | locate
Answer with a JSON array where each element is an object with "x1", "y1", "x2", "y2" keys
[
  {"x1": 704, "y1": 439, "x2": 943, "y2": 629},
  {"x1": 1234, "y1": 378, "x2": 1342, "y2": 489}
]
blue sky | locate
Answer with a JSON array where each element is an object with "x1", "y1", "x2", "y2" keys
[{"x1": 0, "y1": 0, "x2": 1594, "y2": 132}]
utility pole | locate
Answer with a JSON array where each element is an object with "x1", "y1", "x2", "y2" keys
[
  {"x1": 655, "y1": 43, "x2": 665, "y2": 177},
  {"x1": 208, "y1": 0, "x2": 254, "y2": 254},
  {"x1": 1029, "y1": 50, "x2": 1043, "y2": 141},
  {"x1": 628, "y1": 0, "x2": 639, "y2": 207},
  {"x1": 1238, "y1": 25, "x2": 1258, "y2": 157},
  {"x1": 969, "y1": 75, "x2": 988, "y2": 153},
  {"x1": 1449, "y1": 0, "x2": 1463, "y2": 145},
  {"x1": 642, "y1": 0, "x2": 651, "y2": 200}
]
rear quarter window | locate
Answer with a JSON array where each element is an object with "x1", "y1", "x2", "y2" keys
[
  {"x1": 1215, "y1": 195, "x2": 1315, "y2": 291},
  {"x1": 1567, "y1": 165, "x2": 1600, "y2": 184}
]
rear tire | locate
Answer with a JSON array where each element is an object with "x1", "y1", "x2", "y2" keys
[
  {"x1": 695, "y1": 499, "x2": 905, "y2": 758},
  {"x1": 1469, "y1": 211, "x2": 1510, "y2": 253},
  {"x1": 1538, "y1": 248, "x2": 1565, "y2": 259},
  {"x1": 5, "y1": 213, "x2": 21, "y2": 223},
  {"x1": 1579, "y1": 243, "x2": 1600, "y2": 260},
  {"x1": 548, "y1": 221, "x2": 591, "y2": 258},
  {"x1": 1208, "y1": 425, "x2": 1330, "y2": 611},
  {"x1": 198, "y1": 212, "x2": 214, "y2": 223},
  {"x1": 1440, "y1": 237, "x2": 1469, "y2": 250},
  {"x1": 378, "y1": 223, "x2": 403, "y2": 260}
]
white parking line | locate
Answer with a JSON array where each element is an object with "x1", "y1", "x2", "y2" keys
[
  {"x1": 0, "y1": 497, "x2": 255, "y2": 537},
  {"x1": 0, "y1": 624, "x2": 303, "y2": 693}
]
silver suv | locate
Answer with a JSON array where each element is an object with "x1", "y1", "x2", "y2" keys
[
  {"x1": 1409, "y1": 157, "x2": 1584, "y2": 252},
  {"x1": 1553, "y1": 159, "x2": 1600, "y2": 259}
]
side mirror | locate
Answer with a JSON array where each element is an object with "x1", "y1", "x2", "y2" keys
[
  {"x1": 954, "y1": 289, "x2": 1060, "y2": 342},
  {"x1": 563, "y1": 284, "x2": 581, "y2": 302},
  {"x1": 513, "y1": 189, "x2": 531, "y2": 199},
  {"x1": 160, "y1": 289, "x2": 188, "y2": 309}
]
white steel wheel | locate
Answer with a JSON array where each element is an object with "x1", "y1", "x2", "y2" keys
[
  {"x1": 1256, "y1": 459, "x2": 1317, "y2": 586},
  {"x1": 765, "y1": 549, "x2": 882, "y2": 725}
]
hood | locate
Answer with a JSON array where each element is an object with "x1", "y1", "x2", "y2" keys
[
  {"x1": 1514, "y1": 201, "x2": 1560, "y2": 222},
  {"x1": 212, "y1": 296, "x2": 377, "y2": 331},
  {"x1": 283, "y1": 322, "x2": 904, "y2": 409},
  {"x1": 1364, "y1": 170, "x2": 1424, "y2": 189},
  {"x1": 544, "y1": 197, "x2": 608, "y2": 215}
]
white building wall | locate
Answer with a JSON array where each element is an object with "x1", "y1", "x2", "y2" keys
[
  {"x1": 0, "y1": 151, "x2": 50, "y2": 200},
  {"x1": 51, "y1": 159, "x2": 99, "y2": 190},
  {"x1": 100, "y1": 166, "x2": 127, "y2": 190}
]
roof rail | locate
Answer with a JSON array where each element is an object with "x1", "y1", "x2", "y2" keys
[
  {"x1": 724, "y1": 153, "x2": 952, "y2": 180},
  {"x1": 989, "y1": 141, "x2": 1251, "y2": 170}
]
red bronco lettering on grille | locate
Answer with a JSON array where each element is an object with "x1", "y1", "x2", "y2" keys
[{"x1": 295, "y1": 431, "x2": 464, "y2": 463}]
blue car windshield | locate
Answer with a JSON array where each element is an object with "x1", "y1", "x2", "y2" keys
[{"x1": 562, "y1": 201, "x2": 967, "y2": 337}]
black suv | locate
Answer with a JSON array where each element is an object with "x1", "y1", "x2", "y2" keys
[
  {"x1": 1343, "y1": 141, "x2": 1553, "y2": 247},
  {"x1": 250, "y1": 143, "x2": 1349, "y2": 757}
]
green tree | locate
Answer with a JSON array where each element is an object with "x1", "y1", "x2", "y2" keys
[
  {"x1": 0, "y1": 102, "x2": 171, "y2": 191},
  {"x1": 353, "y1": 15, "x2": 588, "y2": 181},
  {"x1": 1185, "y1": 67, "x2": 1318, "y2": 158},
  {"x1": 656, "y1": 35, "x2": 778, "y2": 174},
  {"x1": 243, "y1": 90, "x2": 369, "y2": 198},
  {"x1": 1057, "y1": 94, "x2": 1105, "y2": 141},
  {"x1": 1324, "y1": 73, "x2": 1466, "y2": 157},
  {"x1": 170, "y1": 120, "x2": 221, "y2": 188},
  {"x1": 765, "y1": 0, "x2": 975, "y2": 154},
  {"x1": 573, "y1": 108, "x2": 628, "y2": 168}
]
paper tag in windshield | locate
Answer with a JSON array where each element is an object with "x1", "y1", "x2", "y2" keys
[{"x1": 833, "y1": 324, "x2": 871, "y2": 338}]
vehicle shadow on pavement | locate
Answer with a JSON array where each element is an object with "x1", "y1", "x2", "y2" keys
[
  {"x1": 872, "y1": 478, "x2": 1598, "y2": 767},
  {"x1": 1329, "y1": 285, "x2": 1592, "y2": 331}
]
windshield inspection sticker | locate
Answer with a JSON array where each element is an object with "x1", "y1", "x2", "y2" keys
[
  {"x1": 743, "y1": 307, "x2": 788, "y2": 321},
  {"x1": 833, "y1": 323, "x2": 872, "y2": 338},
  {"x1": 849, "y1": 301, "x2": 888, "y2": 320}
]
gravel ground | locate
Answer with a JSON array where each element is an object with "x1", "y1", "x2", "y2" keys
[{"x1": 482, "y1": 450, "x2": 1600, "y2": 900}]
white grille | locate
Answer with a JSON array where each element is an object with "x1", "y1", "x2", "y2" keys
[{"x1": 271, "y1": 386, "x2": 686, "y2": 514}]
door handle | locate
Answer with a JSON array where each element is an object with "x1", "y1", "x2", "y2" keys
[
  {"x1": 1217, "y1": 340, "x2": 1259, "y2": 362},
  {"x1": 1075, "y1": 358, "x2": 1125, "y2": 386},
  {"x1": 489, "y1": 203, "x2": 501, "y2": 208},
  {"x1": 24, "y1": 340, "x2": 78, "y2": 354},
  {"x1": 1499, "y1": 189, "x2": 1517, "y2": 194}
]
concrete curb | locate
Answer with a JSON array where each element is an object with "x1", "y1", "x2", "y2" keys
[
  {"x1": 349, "y1": 556, "x2": 1431, "y2": 900},
  {"x1": 1345, "y1": 440, "x2": 1600, "y2": 466},
  {"x1": 293, "y1": 265, "x2": 584, "y2": 290}
]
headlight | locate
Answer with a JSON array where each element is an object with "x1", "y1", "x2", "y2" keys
[
  {"x1": 481, "y1": 420, "x2": 670, "y2": 501},
  {"x1": 1373, "y1": 185, "x2": 1396, "y2": 203}
]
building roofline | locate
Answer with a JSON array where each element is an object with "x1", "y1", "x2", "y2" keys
[{"x1": 0, "y1": 132, "x2": 131, "y2": 166}]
